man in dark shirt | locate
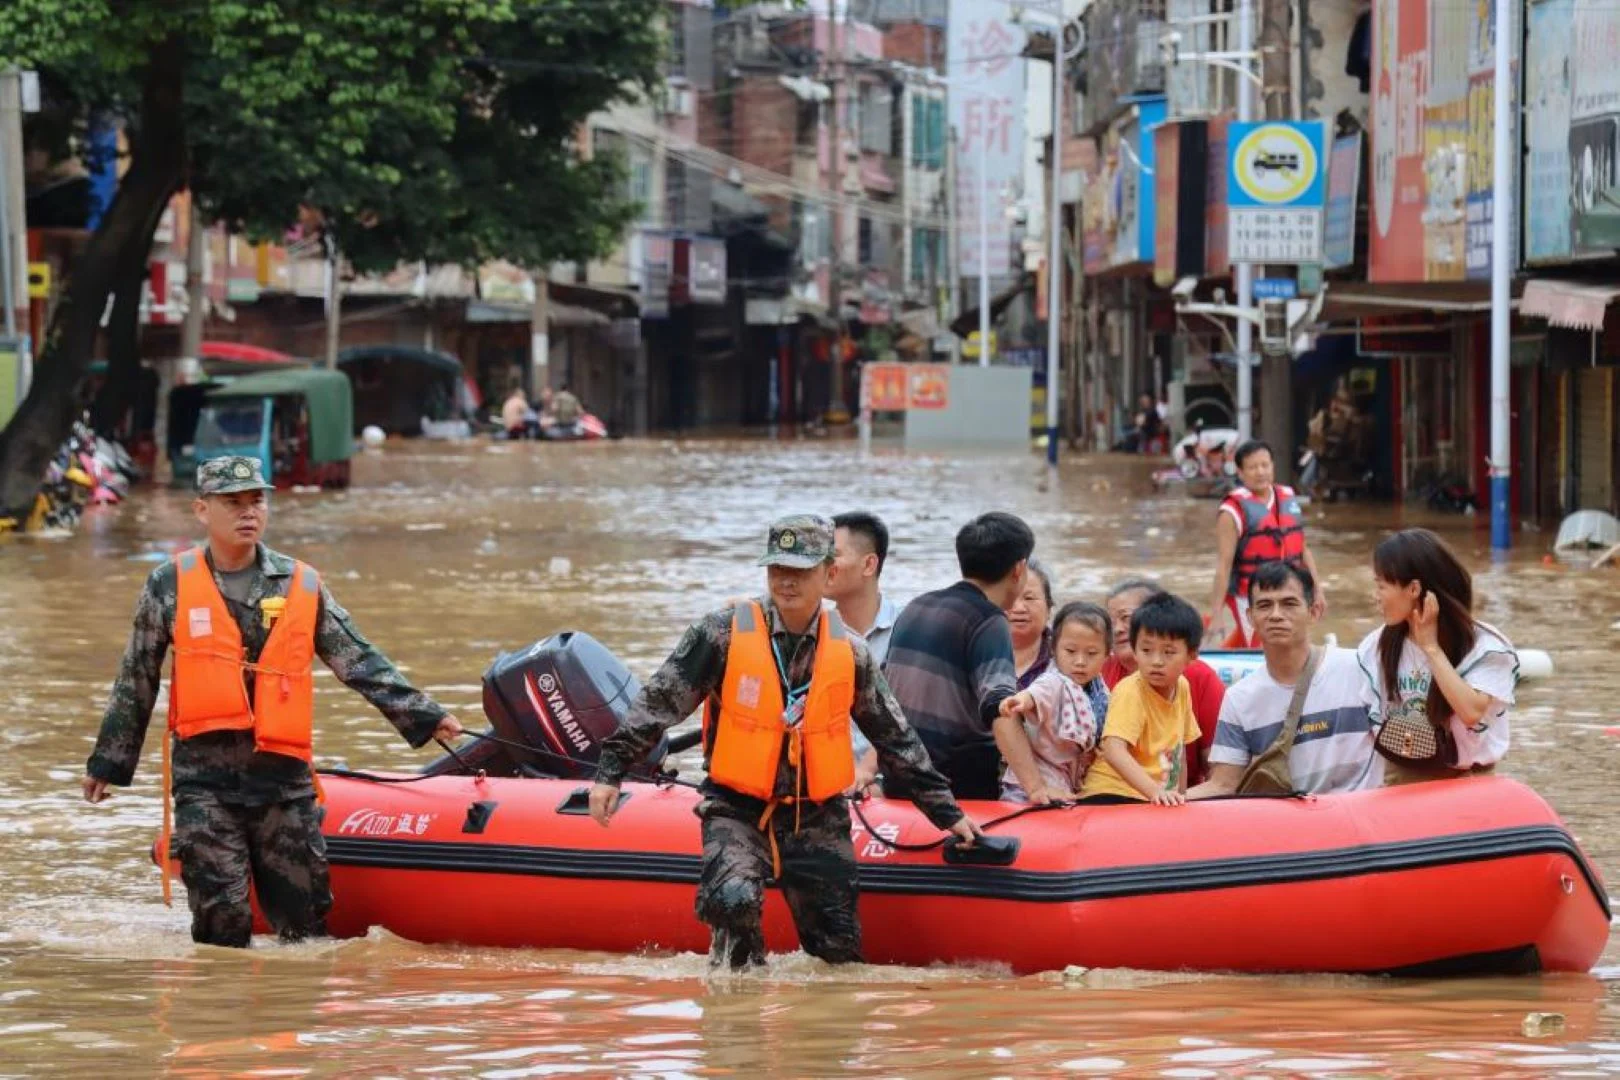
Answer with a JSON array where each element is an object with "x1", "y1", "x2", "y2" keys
[{"x1": 883, "y1": 512, "x2": 1038, "y2": 799}]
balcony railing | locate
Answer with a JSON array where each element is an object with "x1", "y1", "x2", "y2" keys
[{"x1": 1163, "y1": 0, "x2": 1253, "y2": 119}]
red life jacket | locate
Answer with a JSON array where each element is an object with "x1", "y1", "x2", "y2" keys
[{"x1": 1224, "y1": 484, "x2": 1306, "y2": 596}]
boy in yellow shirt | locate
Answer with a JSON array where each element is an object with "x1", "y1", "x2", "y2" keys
[{"x1": 1080, "y1": 592, "x2": 1204, "y2": 805}]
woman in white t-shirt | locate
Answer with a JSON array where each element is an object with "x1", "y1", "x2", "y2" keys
[{"x1": 1356, "y1": 528, "x2": 1518, "y2": 785}]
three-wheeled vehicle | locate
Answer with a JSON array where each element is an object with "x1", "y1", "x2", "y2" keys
[{"x1": 192, "y1": 368, "x2": 354, "y2": 489}]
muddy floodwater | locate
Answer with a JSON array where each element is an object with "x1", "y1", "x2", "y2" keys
[{"x1": 3, "y1": 439, "x2": 1619, "y2": 1076}]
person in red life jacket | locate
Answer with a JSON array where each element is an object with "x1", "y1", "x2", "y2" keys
[
  {"x1": 1101, "y1": 577, "x2": 1225, "y2": 786},
  {"x1": 81, "y1": 456, "x2": 463, "y2": 948},
  {"x1": 588, "y1": 514, "x2": 982, "y2": 971},
  {"x1": 1204, "y1": 439, "x2": 1323, "y2": 648}
]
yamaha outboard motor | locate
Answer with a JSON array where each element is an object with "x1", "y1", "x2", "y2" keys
[{"x1": 478, "y1": 631, "x2": 665, "y2": 779}]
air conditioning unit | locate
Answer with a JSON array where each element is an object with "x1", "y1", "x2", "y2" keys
[{"x1": 663, "y1": 84, "x2": 693, "y2": 118}]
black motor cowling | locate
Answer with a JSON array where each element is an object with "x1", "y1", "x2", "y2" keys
[{"x1": 479, "y1": 631, "x2": 645, "y2": 779}]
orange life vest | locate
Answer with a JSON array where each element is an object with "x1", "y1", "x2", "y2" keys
[
  {"x1": 704, "y1": 602, "x2": 857, "y2": 803},
  {"x1": 169, "y1": 546, "x2": 321, "y2": 762},
  {"x1": 1224, "y1": 484, "x2": 1306, "y2": 596}
]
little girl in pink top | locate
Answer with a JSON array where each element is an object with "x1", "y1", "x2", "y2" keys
[{"x1": 995, "y1": 603, "x2": 1112, "y2": 804}]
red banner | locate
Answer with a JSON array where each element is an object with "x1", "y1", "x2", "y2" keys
[
  {"x1": 864, "y1": 363, "x2": 909, "y2": 410},
  {"x1": 1369, "y1": 0, "x2": 1431, "y2": 282},
  {"x1": 907, "y1": 365, "x2": 950, "y2": 410}
]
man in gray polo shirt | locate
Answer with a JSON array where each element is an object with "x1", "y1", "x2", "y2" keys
[{"x1": 1190, "y1": 560, "x2": 1382, "y2": 797}]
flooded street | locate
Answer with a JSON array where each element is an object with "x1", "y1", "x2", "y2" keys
[{"x1": 3, "y1": 438, "x2": 1620, "y2": 1076}]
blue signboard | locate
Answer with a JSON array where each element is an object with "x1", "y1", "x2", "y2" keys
[
  {"x1": 1322, "y1": 134, "x2": 1362, "y2": 270},
  {"x1": 1226, "y1": 120, "x2": 1329, "y2": 264},
  {"x1": 1226, "y1": 121, "x2": 1329, "y2": 209},
  {"x1": 1133, "y1": 96, "x2": 1166, "y2": 267},
  {"x1": 1252, "y1": 278, "x2": 1297, "y2": 300}
]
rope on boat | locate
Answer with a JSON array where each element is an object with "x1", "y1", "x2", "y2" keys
[
  {"x1": 318, "y1": 728, "x2": 704, "y2": 790},
  {"x1": 848, "y1": 790, "x2": 1075, "y2": 853}
]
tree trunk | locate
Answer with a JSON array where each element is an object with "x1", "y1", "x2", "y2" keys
[
  {"x1": 89, "y1": 256, "x2": 149, "y2": 437},
  {"x1": 0, "y1": 40, "x2": 185, "y2": 519}
]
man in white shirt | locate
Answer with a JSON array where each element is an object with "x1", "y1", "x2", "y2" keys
[
  {"x1": 1190, "y1": 560, "x2": 1383, "y2": 797},
  {"x1": 829, "y1": 511, "x2": 898, "y2": 787}
]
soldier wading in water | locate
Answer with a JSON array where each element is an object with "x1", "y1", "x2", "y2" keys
[
  {"x1": 82, "y1": 456, "x2": 463, "y2": 947},
  {"x1": 590, "y1": 514, "x2": 982, "y2": 969}
]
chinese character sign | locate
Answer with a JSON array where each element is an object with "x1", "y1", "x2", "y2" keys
[
  {"x1": 908, "y1": 365, "x2": 950, "y2": 410},
  {"x1": 1463, "y1": 0, "x2": 1518, "y2": 279},
  {"x1": 1369, "y1": 0, "x2": 1431, "y2": 282},
  {"x1": 864, "y1": 363, "x2": 909, "y2": 411},
  {"x1": 1524, "y1": 0, "x2": 1573, "y2": 263},
  {"x1": 949, "y1": 0, "x2": 1026, "y2": 280}
]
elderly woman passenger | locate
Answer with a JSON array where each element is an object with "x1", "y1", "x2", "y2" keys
[{"x1": 1009, "y1": 558, "x2": 1055, "y2": 690}]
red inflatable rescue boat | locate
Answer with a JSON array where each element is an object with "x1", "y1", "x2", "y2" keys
[
  {"x1": 232, "y1": 772, "x2": 1605, "y2": 975},
  {"x1": 152, "y1": 631, "x2": 1606, "y2": 974}
]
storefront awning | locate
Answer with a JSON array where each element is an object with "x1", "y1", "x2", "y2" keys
[
  {"x1": 1319, "y1": 281, "x2": 1508, "y2": 321},
  {"x1": 1519, "y1": 279, "x2": 1620, "y2": 332},
  {"x1": 464, "y1": 299, "x2": 609, "y2": 328}
]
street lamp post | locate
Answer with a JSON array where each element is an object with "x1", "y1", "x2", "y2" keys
[
  {"x1": 1488, "y1": 0, "x2": 1512, "y2": 552},
  {"x1": 978, "y1": 133, "x2": 991, "y2": 367},
  {"x1": 1234, "y1": 0, "x2": 1255, "y2": 442},
  {"x1": 1045, "y1": 14, "x2": 1079, "y2": 472}
]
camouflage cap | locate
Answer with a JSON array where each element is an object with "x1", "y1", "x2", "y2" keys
[
  {"x1": 196, "y1": 455, "x2": 273, "y2": 496},
  {"x1": 757, "y1": 514, "x2": 835, "y2": 569}
]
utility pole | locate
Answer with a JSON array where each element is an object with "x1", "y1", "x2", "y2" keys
[
  {"x1": 531, "y1": 268, "x2": 549, "y2": 396},
  {"x1": 946, "y1": 124, "x2": 963, "y2": 363},
  {"x1": 1488, "y1": 0, "x2": 1512, "y2": 552},
  {"x1": 1257, "y1": 0, "x2": 1295, "y2": 481},
  {"x1": 323, "y1": 236, "x2": 342, "y2": 369},
  {"x1": 1234, "y1": 0, "x2": 1255, "y2": 443},
  {"x1": 1044, "y1": 10, "x2": 1066, "y2": 472},
  {"x1": 163, "y1": 195, "x2": 206, "y2": 483},
  {"x1": 977, "y1": 133, "x2": 990, "y2": 367},
  {"x1": 825, "y1": 0, "x2": 851, "y2": 424}
]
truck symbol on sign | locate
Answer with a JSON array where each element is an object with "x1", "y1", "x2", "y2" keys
[{"x1": 1252, "y1": 150, "x2": 1301, "y2": 174}]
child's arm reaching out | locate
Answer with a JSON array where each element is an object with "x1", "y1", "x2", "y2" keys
[{"x1": 1098, "y1": 736, "x2": 1186, "y2": 806}]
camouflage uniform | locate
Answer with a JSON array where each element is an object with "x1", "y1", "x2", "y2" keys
[
  {"x1": 87, "y1": 457, "x2": 448, "y2": 947},
  {"x1": 596, "y1": 515, "x2": 964, "y2": 969}
]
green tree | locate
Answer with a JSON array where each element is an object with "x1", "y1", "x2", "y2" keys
[{"x1": 0, "y1": 0, "x2": 662, "y2": 518}]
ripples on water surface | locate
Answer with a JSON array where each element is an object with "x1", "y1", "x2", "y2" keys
[{"x1": 2, "y1": 438, "x2": 1619, "y2": 1076}]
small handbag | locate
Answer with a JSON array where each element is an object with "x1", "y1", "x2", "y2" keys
[{"x1": 1372, "y1": 699, "x2": 1458, "y2": 768}]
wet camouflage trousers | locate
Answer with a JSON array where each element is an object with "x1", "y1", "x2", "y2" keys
[
  {"x1": 695, "y1": 792, "x2": 861, "y2": 969},
  {"x1": 172, "y1": 792, "x2": 331, "y2": 947}
]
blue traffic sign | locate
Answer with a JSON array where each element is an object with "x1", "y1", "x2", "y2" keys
[
  {"x1": 1252, "y1": 278, "x2": 1298, "y2": 300},
  {"x1": 1227, "y1": 121, "x2": 1329, "y2": 210}
]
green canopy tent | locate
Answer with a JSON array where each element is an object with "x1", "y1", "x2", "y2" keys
[{"x1": 336, "y1": 345, "x2": 464, "y2": 436}]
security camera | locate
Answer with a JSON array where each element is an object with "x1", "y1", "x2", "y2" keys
[
  {"x1": 1160, "y1": 30, "x2": 1182, "y2": 65},
  {"x1": 1171, "y1": 276, "x2": 1197, "y2": 302},
  {"x1": 1212, "y1": 286, "x2": 1227, "y2": 305}
]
